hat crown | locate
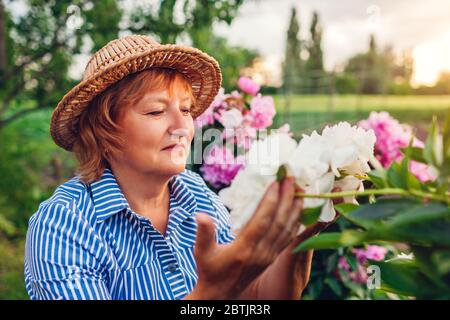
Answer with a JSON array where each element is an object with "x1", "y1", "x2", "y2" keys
[{"x1": 83, "y1": 35, "x2": 160, "y2": 80}]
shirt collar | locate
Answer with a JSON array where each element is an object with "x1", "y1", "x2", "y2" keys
[{"x1": 90, "y1": 168, "x2": 198, "y2": 224}]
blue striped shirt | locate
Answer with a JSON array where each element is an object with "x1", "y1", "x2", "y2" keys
[{"x1": 24, "y1": 168, "x2": 236, "y2": 300}]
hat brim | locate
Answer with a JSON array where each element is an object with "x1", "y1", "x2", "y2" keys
[{"x1": 50, "y1": 44, "x2": 222, "y2": 151}]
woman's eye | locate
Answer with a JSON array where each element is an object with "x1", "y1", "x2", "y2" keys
[
  {"x1": 181, "y1": 108, "x2": 191, "y2": 115},
  {"x1": 146, "y1": 111, "x2": 164, "y2": 116}
]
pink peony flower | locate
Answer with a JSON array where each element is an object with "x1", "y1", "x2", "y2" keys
[
  {"x1": 358, "y1": 112, "x2": 436, "y2": 182},
  {"x1": 237, "y1": 76, "x2": 261, "y2": 96},
  {"x1": 337, "y1": 257, "x2": 368, "y2": 284},
  {"x1": 222, "y1": 126, "x2": 257, "y2": 150},
  {"x1": 338, "y1": 256, "x2": 351, "y2": 272},
  {"x1": 195, "y1": 88, "x2": 228, "y2": 129},
  {"x1": 247, "y1": 95, "x2": 276, "y2": 129},
  {"x1": 194, "y1": 105, "x2": 215, "y2": 129},
  {"x1": 409, "y1": 161, "x2": 437, "y2": 182},
  {"x1": 200, "y1": 145, "x2": 245, "y2": 188},
  {"x1": 353, "y1": 245, "x2": 387, "y2": 262},
  {"x1": 337, "y1": 245, "x2": 388, "y2": 284}
]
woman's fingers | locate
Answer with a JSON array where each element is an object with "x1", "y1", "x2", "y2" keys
[
  {"x1": 238, "y1": 180, "x2": 280, "y2": 244},
  {"x1": 270, "y1": 196, "x2": 303, "y2": 252},
  {"x1": 286, "y1": 197, "x2": 304, "y2": 234},
  {"x1": 260, "y1": 177, "x2": 299, "y2": 253},
  {"x1": 194, "y1": 213, "x2": 218, "y2": 265}
]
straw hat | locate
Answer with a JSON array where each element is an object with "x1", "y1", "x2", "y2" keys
[{"x1": 50, "y1": 34, "x2": 222, "y2": 151}]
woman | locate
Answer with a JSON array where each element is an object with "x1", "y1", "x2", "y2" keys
[{"x1": 24, "y1": 35, "x2": 329, "y2": 300}]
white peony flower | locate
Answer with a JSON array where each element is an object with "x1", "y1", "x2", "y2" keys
[
  {"x1": 219, "y1": 108, "x2": 243, "y2": 129},
  {"x1": 246, "y1": 131, "x2": 297, "y2": 176},
  {"x1": 219, "y1": 122, "x2": 376, "y2": 232},
  {"x1": 220, "y1": 132, "x2": 297, "y2": 232},
  {"x1": 219, "y1": 168, "x2": 273, "y2": 232}
]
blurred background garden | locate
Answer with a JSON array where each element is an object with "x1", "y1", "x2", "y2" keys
[{"x1": 0, "y1": 0, "x2": 449, "y2": 299}]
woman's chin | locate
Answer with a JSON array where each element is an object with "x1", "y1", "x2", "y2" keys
[
  {"x1": 160, "y1": 158, "x2": 188, "y2": 175},
  {"x1": 162, "y1": 149, "x2": 188, "y2": 164}
]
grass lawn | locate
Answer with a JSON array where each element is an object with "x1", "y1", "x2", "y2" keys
[{"x1": 272, "y1": 94, "x2": 450, "y2": 138}]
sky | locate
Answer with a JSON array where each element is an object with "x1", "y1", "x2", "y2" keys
[
  {"x1": 213, "y1": 0, "x2": 450, "y2": 86},
  {"x1": 8, "y1": 0, "x2": 450, "y2": 87}
]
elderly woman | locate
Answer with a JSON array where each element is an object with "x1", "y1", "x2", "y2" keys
[{"x1": 24, "y1": 35, "x2": 328, "y2": 300}]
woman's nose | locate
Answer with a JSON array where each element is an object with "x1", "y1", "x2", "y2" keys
[
  {"x1": 168, "y1": 103, "x2": 190, "y2": 130},
  {"x1": 167, "y1": 108, "x2": 190, "y2": 138}
]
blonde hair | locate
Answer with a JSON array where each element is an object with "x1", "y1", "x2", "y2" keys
[{"x1": 73, "y1": 68, "x2": 196, "y2": 184}]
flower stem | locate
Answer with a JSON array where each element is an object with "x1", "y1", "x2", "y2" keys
[{"x1": 295, "y1": 188, "x2": 450, "y2": 204}]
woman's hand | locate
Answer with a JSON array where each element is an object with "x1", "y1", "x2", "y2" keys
[
  {"x1": 185, "y1": 177, "x2": 302, "y2": 300},
  {"x1": 242, "y1": 187, "x2": 344, "y2": 300}
]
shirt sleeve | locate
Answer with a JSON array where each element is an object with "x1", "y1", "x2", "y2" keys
[{"x1": 24, "y1": 201, "x2": 111, "y2": 300}]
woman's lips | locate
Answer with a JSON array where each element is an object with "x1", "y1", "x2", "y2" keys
[{"x1": 161, "y1": 143, "x2": 185, "y2": 151}]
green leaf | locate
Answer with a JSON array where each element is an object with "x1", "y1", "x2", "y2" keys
[
  {"x1": 346, "y1": 252, "x2": 359, "y2": 271},
  {"x1": 442, "y1": 110, "x2": 450, "y2": 180},
  {"x1": 293, "y1": 230, "x2": 367, "y2": 252},
  {"x1": 341, "y1": 198, "x2": 421, "y2": 229},
  {"x1": 399, "y1": 142, "x2": 422, "y2": 191},
  {"x1": 431, "y1": 249, "x2": 450, "y2": 275},
  {"x1": 400, "y1": 146, "x2": 426, "y2": 164},
  {"x1": 375, "y1": 216, "x2": 450, "y2": 247},
  {"x1": 367, "y1": 169, "x2": 387, "y2": 189},
  {"x1": 334, "y1": 203, "x2": 359, "y2": 215},
  {"x1": 386, "y1": 162, "x2": 404, "y2": 188},
  {"x1": 424, "y1": 116, "x2": 443, "y2": 168},
  {"x1": 276, "y1": 165, "x2": 287, "y2": 182},
  {"x1": 386, "y1": 202, "x2": 450, "y2": 228},
  {"x1": 326, "y1": 252, "x2": 339, "y2": 273},
  {"x1": 371, "y1": 259, "x2": 446, "y2": 298},
  {"x1": 442, "y1": 110, "x2": 450, "y2": 159},
  {"x1": 411, "y1": 246, "x2": 450, "y2": 288},
  {"x1": 324, "y1": 277, "x2": 343, "y2": 297},
  {"x1": 300, "y1": 205, "x2": 323, "y2": 226}
]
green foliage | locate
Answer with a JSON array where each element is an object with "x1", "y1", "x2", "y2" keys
[
  {"x1": 127, "y1": 0, "x2": 244, "y2": 46},
  {"x1": 334, "y1": 73, "x2": 359, "y2": 94},
  {"x1": 0, "y1": 109, "x2": 76, "y2": 232},
  {"x1": 300, "y1": 205, "x2": 323, "y2": 226},
  {"x1": 341, "y1": 35, "x2": 414, "y2": 95},
  {"x1": 199, "y1": 34, "x2": 258, "y2": 92},
  {"x1": 0, "y1": 237, "x2": 28, "y2": 299},
  {"x1": 1, "y1": 0, "x2": 250, "y2": 128},
  {"x1": 296, "y1": 113, "x2": 450, "y2": 299}
]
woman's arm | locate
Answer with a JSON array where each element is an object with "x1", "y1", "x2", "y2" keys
[{"x1": 25, "y1": 202, "x2": 112, "y2": 300}]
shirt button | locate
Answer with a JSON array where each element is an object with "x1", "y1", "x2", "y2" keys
[{"x1": 167, "y1": 263, "x2": 178, "y2": 272}]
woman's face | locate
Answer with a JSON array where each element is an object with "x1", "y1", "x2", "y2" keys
[{"x1": 110, "y1": 86, "x2": 195, "y2": 177}]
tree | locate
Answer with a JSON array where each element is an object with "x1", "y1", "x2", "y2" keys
[
  {"x1": 305, "y1": 11, "x2": 324, "y2": 94},
  {"x1": 0, "y1": 0, "x2": 248, "y2": 129},
  {"x1": 127, "y1": 0, "x2": 245, "y2": 49},
  {"x1": 344, "y1": 34, "x2": 389, "y2": 94},
  {"x1": 282, "y1": 7, "x2": 303, "y2": 94},
  {"x1": 204, "y1": 34, "x2": 258, "y2": 91},
  {"x1": 0, "y1": 0, "x2": 122, "y2": 129}
]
